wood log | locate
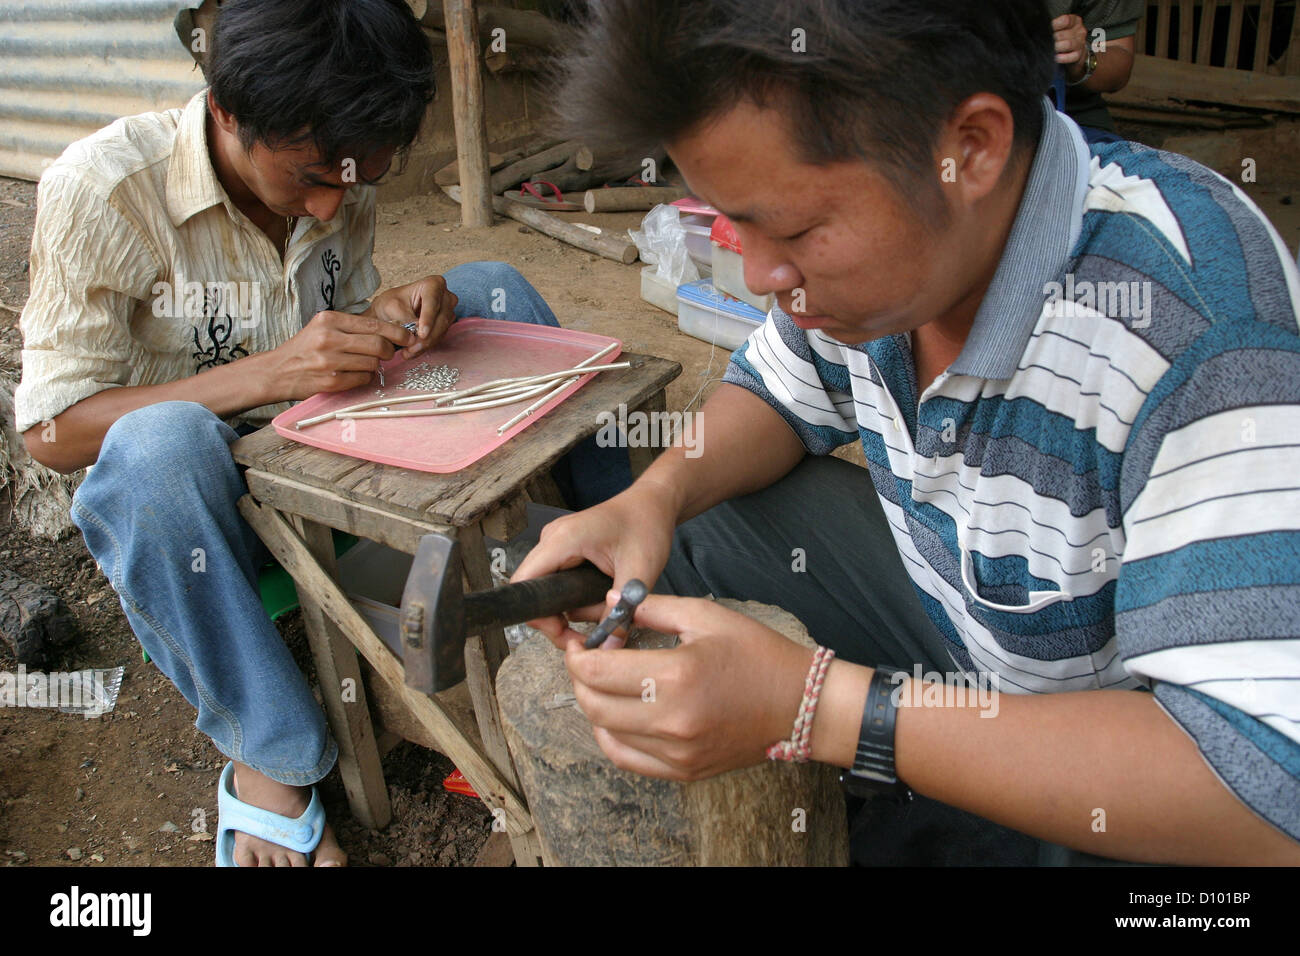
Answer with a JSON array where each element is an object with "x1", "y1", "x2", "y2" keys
[
  {"x1": 434, "y1": 151, "x2": 504, "y2": 187},
  {"x1": 485, "y1": 46, "x2": 554, "y2": 75},
  {"x1": 490, "y1": 140, "x2": 590, "y2": 194},
  {"x1": 444, "y1": 185, "x2": 639, "y2": 264},
  {"x1": 0, "y1": 570, "x2": 77, "y2": 666},
  {"x1": 527, "y1": 156, "x2": 605, "y2": 194},
  {"x1": 496, "y1": 600, "x2": 850, "y2": 866},
  {"x1": 443, "y1": 0, "x2": 494, "y2": 227},
  {"x1": 421, "y1": 4, "x2": 573, "y2": 51},
  {"x1": 584, "y1": 186, "x2": 689, "y2": 214}
]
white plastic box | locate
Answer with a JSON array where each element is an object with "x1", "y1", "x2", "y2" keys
[
  {"x1": 640, "y1": 265, "x2": 680, "y2": 315},
  {"x1": 676, "y1": 278, "x2": 767, "y2": 351}
]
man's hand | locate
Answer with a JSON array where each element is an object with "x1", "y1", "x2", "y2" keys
[
  {"x1": 265, "y1": 309, "x2": 416, "y2": 401},
  {"x1": 559, "y1": 595, "x2": 813, "y2": 780},
  {"x1": 511, "y1": 479, "x2": 681, "y2": 643},
  {"x1": 1052, "y1": 13, "x2": 1090, "y2": 81},
  {"x1": 368, "y1": 275, "x2": 458, "y2": 360}
]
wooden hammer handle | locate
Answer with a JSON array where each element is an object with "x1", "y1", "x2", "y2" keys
[{"x1": 463, "y1": 563, "x2": 613, "y2": 634}]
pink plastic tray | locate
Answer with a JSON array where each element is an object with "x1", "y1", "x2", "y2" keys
[{"x1": 273, "y1": 318, "x2": 622, "y2": 473}]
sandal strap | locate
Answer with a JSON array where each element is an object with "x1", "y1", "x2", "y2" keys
[{"x1": 217, "y1": 762, "x2": 325, "y2": 859}]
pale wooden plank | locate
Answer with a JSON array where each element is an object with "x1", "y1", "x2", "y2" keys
[
  {"x1": 1255, "y1": 0, "x2": 1277, "y2": 72},
  {"x1": 1226, "y1": 0, "x2": 1245, "y2": 68},
  {"x1": 291, "y1": 516, "x2": 393, "y2": 830},
  {"x1": 1112, "y1": 53, "x2": 1300, "y2": 113},
  {"x1": 1197, "y1": 0, "x2": 1219, "y2": 65},
  {"x1": 245, "y1": 469, "x2": 452, "y2": 555},
  {"x1": 1157, "y1": 0, "x2": 1173, "y2": 57},
  {"x1": 1179, "y1": 0, "x2": 1196, "y2": 60},
  {"x1": 1286, "y1": 0, "x2": 1300, "y2": 73}
]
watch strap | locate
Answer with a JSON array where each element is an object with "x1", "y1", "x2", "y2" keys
[{"x1": 841, "y1": 666, "x2": 912, "y2": 801}]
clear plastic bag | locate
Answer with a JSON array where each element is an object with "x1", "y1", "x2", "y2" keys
[{"x1": 630, "y1": 204, "x2": 701, "y2": 287}]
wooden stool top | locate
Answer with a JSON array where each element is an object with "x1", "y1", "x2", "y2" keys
[{"x1": 232, "y1": 352, "x2": 681, "y2": 528}]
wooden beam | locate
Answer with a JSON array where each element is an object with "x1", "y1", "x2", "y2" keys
[
  {"x1": 1157, "y1": 0, "x2": 1173, "y2": 57},
  {"x1": 1197, "y1": 0, "x2": 1219, "y2": 66},
  {"x1": 1287, "y1": 0, "x2": 1300, "y2": 74},
  {"x1": 1226, "y1": 0, "x2": 1245, "y2": 69},
  {"x1": 1255, "y1": 0, "x2": 1277, "y2": 73},
  {"x1": 1178, "y1": 0, "x2": 1196, "y2": 61},
  {"x1": 443, "y1": 0, "x2": 493, "y2": 228},
  {"x1": 1113, "y1": 52, "x2": 1300, "y2": 113},
  {"x1": 244, "y1": 469, "x2": 453, "y2": 555}
]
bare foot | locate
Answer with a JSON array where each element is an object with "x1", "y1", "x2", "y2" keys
[{"x1": 228, "y1": 762, "x2": 347, "y2": 867}]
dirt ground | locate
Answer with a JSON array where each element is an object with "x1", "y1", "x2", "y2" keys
[{"x1": 1, "y1": 123, "x2": 1298, "y2": 868}]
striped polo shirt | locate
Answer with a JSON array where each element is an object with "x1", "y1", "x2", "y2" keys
[{"x1": 724, "y1": 99, "x2": 1300, "y2": 843}]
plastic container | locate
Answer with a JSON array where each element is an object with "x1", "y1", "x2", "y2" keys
[
  {"x1": 672, "y1": 197, "x2": 718, "y2": 272},
  {"x1": 710, "y1": 215, "x2": 774, "y2": 314},
  {"x1": 641, "y1": 265, "x2": 679, "y2": 315},
  {"x1": 676, "y1": 278, "x2": 767, "y2": 350}
]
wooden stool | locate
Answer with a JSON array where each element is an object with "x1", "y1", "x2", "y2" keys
[{"x1": 231, "y1": 353, "x2": 680, "y2": 866}]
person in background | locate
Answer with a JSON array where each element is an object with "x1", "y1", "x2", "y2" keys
[{"x1": 1048, "y1": 1, "x2": 1144, "y2": 143}]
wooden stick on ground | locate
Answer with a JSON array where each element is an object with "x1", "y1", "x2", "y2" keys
[{"x1": 444, "y1": 185, "x2": 639, "y2": 264}]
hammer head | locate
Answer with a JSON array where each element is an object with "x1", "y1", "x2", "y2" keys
[{"x1": 399, "y1": 532, "x2": 466, "y2": 694}]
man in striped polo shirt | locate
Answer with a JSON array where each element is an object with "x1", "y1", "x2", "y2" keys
[{"x1": 514, "y1": 0, "x2": 1300, "y2": 864}]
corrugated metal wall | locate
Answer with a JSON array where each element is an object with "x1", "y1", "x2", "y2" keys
[{"x1": 0, "y1": 0, "x2": 204, "y2": 181}]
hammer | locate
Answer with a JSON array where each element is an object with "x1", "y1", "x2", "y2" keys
[{"x1": 399, "y1": 531, "x2": 614, "y2": 693}]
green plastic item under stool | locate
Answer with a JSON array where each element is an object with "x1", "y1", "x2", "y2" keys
[{"x1": 140, "y1": 531, "x2": 359, "y2": 664}]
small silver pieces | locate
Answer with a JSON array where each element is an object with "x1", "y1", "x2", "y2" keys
[{"x1": 400, "y1": 362, "x2": 461, "y2": 392}]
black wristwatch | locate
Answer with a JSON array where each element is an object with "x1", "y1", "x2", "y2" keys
[{"x1": 840, "y1": 666, "x2": 913, "y2": 802}]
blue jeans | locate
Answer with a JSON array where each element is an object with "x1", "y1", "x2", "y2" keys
[{"x1": 72, "y1": 262, "x2": 630, "y2": 786}]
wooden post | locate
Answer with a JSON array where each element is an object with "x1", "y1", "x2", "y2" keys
[{"x1": 443, "y1": 0, "x2": 494, "y2": 227}]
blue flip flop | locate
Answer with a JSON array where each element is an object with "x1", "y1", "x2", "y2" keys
[{"x1": 215, "y1": 762, "x2": 326, "y2": 867}]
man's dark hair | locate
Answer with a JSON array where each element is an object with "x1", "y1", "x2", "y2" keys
[
  {"x1": 208, "y1": 0, "x2": 434, "y2": 167},
  {"x1": 552, "y1": 0, "x2": 1055, "y2": 203}
]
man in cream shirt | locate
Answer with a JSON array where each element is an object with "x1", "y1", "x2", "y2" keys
[{"x1": 17, "y1": 0, "x2": 622, "y2": 866}]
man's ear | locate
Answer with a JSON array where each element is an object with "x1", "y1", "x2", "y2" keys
[
  {"x1": 206, "y1": 89, "x2": 238, "y2": 137},
  {"x1": 934, "y1": 93, "x2": 1018, "y2": 208}
]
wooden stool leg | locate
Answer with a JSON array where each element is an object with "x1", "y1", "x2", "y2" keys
[
  {"x1": 628, "y1": 389, "x2": 668, "y2": 478},
  {"x1": 291, "y1": 516, "x2": 392, "y2": 830},
  {"x1": 460, "y1": 520, "x2": 544, "y2": 866}
]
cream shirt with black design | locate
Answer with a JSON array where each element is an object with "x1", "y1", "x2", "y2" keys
[{"x1": 15, "y1": 90, "x2": 380, "y2": 434}]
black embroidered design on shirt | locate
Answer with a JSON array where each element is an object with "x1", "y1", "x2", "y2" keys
[
  {"x1": 320, "y1": 248, "x2": 341, "y2": 311},
  {"x1": 192, "y1": 285, "x2": 248, "y2": 371}
]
